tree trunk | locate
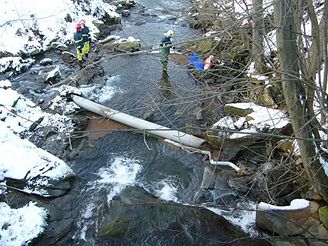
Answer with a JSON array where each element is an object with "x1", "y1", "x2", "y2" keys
[
  {"x1": 252, "y1": 0, "x2": 265, "y2": 72},
  {"x1": 275, "y1": 0, "x2": 328, "y2": 202}
]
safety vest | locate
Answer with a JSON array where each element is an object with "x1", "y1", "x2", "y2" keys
[
  {"x1": 81, "y1": 26, "x2": 90, "y2": 43},
  {"x1": 74, "y1": 31, "x2": 84, "y2": 48}
]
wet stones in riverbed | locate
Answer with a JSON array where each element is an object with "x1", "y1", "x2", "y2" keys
[{"x1": 74, "y1": 64, "x2": 105, "y2": 85}]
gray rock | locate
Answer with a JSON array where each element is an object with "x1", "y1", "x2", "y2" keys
[
  {"x1": 61, "y1": 51, "x2": 75, "y2": 64},
  {"x1": 99, "y1": 186, "x2": 268, "y2": 245},
  {"x1": 256, "y1": 200, "x2": 323, "y2": 236},
  {"x1": 40, "y1": 58, "x2": 53, "y2": 66},
  {"x1": 122, "y1": 10, "x2": 130, "y2": 17},
  {"x1": 45, "y1": 67, "x2": 61, "y2": 84}
]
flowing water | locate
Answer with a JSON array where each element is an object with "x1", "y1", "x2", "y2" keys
[
  {"x1": 62, "y1": 1, "x2": 261, "y2": 245},
  {"x1": 29, "y1": 0, "x2": 265, "y2": 244}
]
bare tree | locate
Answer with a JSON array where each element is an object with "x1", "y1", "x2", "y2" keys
[
  {"x1": 252, "y1": 0, "x2": 265, "y2": 72},
  {"x1": 275, "y1": 0, "x2": 328, "y2": 202}
]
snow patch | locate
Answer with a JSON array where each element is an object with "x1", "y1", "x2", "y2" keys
[
  {"x1": 258, "y1": 199, "x2": 310, "y2": 211},
  {"x1": 0, "y1": 202, "x2": 48, "y2": 246}
]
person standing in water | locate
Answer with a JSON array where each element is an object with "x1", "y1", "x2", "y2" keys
[{"x1": 159, "y1": 30, "x2": 175, "y2": 71}]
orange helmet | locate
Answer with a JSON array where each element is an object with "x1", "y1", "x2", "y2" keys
[{"x1": 76, "y1": 23, "x2": 82, "y2": 31}]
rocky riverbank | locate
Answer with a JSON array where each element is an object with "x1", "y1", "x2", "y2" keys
[{"x1": 183, "y1": 0, "x2": 328, "y2": 243}]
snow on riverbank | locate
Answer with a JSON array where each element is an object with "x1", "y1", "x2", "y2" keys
[
  {"x1": 0, "y1": 0, "x2": 119, "y2": 55},
  {"x1": 0, "y1": 79, "x2": 75, "y2": 242},
  {"x1": 0, "y1": 202, "x2": 48, "y2": 246}
]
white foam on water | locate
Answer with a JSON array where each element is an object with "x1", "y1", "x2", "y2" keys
[
  {"x1": 208, "y1": 201, "x2": 258, "y2": 236},
  {"x1": 153, "y1": 179, "x2": 179, "y2": 202},
  {"x1": 77, "y1": 156, "x2": 142, "y2": 241}
]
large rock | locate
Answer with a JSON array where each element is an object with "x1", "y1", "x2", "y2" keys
[
  {"x1": 103, "y1": 37, "x2": 141, "y2": 52},
  {"x1": 92, "y1": 14, "x2": 121, "y2": 38},
  {"x1": 45, "y1": 67, "x2": 61, "y2": 84},
  {"x1": 256, "y1": 199, "x2": 328, "y2": 239},
  {"x1": 99, "y1": 186, "x2": 269, "y2": 245}
]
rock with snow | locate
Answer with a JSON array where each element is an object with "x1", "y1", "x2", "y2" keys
[
  {"x1": 0, "y1": 126, "x2": 75, "y2": 197},
  {"x1": 122, "y1": 10, "x2": 131, "y2": 17},
  {"x1": 103, "y1": 36, "x2": 141, "y2": 52},
  {"x1": 99, "y1": 35, "x2": 121, "y2": 45},
  {"x1": 0, "y1": 57, "x2": 35, "y2": 76},
  {"x1": 116, "y1": 0, "x2": 136, "y2": 8},
  {"x1": 256, "y1": 199, "x2": 328, "y2": 238},
  {"x1": 211, "y1": 116, "x2": 236, "y2": 130},
  {"x1": 207, "y1": 102, "x2": 291, "y2": 160},
  {"x1": 0, "y1": 202, "x2": 48, "y2": 245},
  {"x1": 40, "y1": 58, "x2": 53, "y2": 66},
  {"x1": 45, "y1": 67, "x2": 62, "y2": 84},
  {"x1": 0, "y1": 86, "x2": 72, "y2": 133},
  {"x1": 0, "y1": 0, "x2": 121, "y2": 56},
  {"x1": 0, "y1": 79, "x2": 11, "y2": 89},
  {"x1": 224, "y1": 102, "x2": 290, "y2": 131}
]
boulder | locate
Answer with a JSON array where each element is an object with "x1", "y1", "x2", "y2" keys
[
  {"x1": 99, "y1": 186, "x2": 269, "y2": 245},
  {"x1": 103, "y1": 37, "x2": 141, "y2": 52},
  {"x1": 121, "y1": 10, "x2": 130, "y2": 17},
  {"x1": 256, "y1": 199, "x2": 326, "y2": 237},
  {"x1": 116, "y1": 38, "x2": 141, "y2": 52},
  {"x1": 204, "y1": 129, "x2": 260, "y2": 160},
  {"x1": 45, "y1": 67, "x2": 61, "y2": 84}
]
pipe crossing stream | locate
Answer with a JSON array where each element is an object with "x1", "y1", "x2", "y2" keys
[{"x1": 71, "y1": 94, "x2": 207, "y2": 148}]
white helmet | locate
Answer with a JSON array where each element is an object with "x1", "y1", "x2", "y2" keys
[{"x1": 165, "y1": 30, "x2": 175, "y2": 38}]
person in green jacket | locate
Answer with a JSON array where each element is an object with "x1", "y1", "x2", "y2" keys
[{"x1": 160, "y1": 30, "x2": 175, "y2": 71}]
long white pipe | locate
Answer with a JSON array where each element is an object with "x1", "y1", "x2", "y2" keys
[{"x1": 71, "y1": 95, "x2": 206, "y2": 148}]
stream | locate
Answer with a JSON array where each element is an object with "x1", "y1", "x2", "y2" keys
[{"x1": 8, "y1": 0, "x2": 269, "y2": 245}]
